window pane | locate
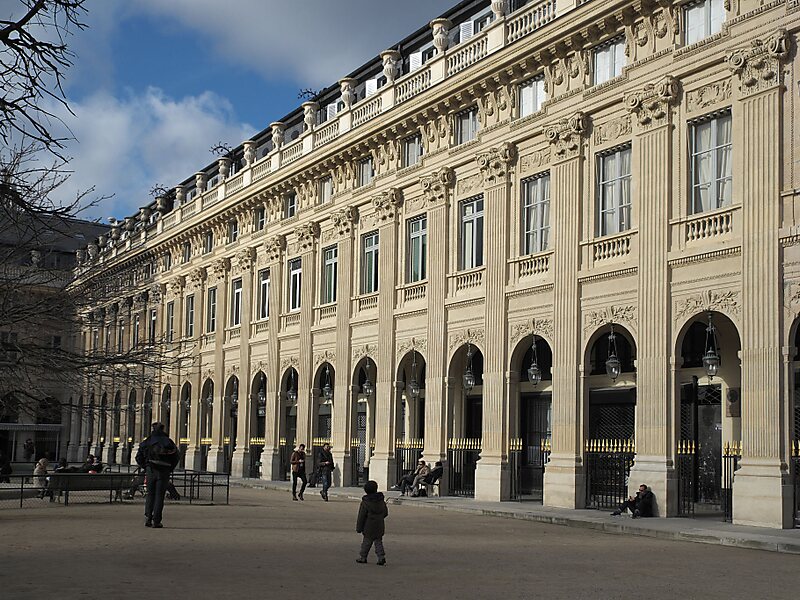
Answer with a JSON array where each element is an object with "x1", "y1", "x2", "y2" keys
[
  {"x1": 685, "y1": 2, "x2": 706, "y2": 45},
  {"x1": 710, "y1": 0, "x2": 725, "y2": 36}
]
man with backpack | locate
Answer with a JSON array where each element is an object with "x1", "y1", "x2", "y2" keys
[{"x1": 136, "y1": 422, "x2": 180, "y2": 528}]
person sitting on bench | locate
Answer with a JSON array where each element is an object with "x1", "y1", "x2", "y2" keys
[
  {"x1": 611, "y1": 484, "x2": 654, "y2": 518},
  {"x1": 390, "y1": 460, "x2": 429, "y2": 495},
  {"x1": 412, "y1": 461, "x2": 443, "y2": 497}
]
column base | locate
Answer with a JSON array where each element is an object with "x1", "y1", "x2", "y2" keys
[
  {"x1": 627, "y1": 455, "x2": 677, "y2": 517},
  {"x1": 66, "y1": 443, "x2": 80, "y2": 462},
  {"x1": 733, "y1": 459, "x2": 793, "y2": 529},
  {"x1": 333, "y1": 449, "x2": 350, "y2": 487},
  {"x1": 368, "y1": 454, "x2": 395, "y2": 492},
  {"x1": 543, "y1": 454, "x2": 584, "y2": 509},
  {"x1": 474, "y1": 456, "x2": 510, "y2": 502},
  {"x1": 115, "y1": 446, "x2": 125, "y2": 466},
  {"x1": 207, "y1": 448, "x2": 227, "y2": 474},
  {"x1": 186, "y1": 448, "x2": 204, "y2": 471},
  {"x1": 104, "y1": 445, "x2": 117, "y2": 465},
  {"x1": 231, "y1": 448, "x2": 250, "y2": 478},
  {"x1": 267, "y1": 450, "x2": 283, "y2": 480}
]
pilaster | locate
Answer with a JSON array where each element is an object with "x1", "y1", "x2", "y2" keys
[
  {"x1": 264, "y1": 234, "x2": 285, "y2": 479},
  {"x1": 542, "y1": 112, "x2": 588, "y2": 509},
  {"x1": 297, "y1": 221, "x2": 320, "y2": 450}
]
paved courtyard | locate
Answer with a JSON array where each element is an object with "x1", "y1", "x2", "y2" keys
[{"x1": 1, "y1": 487, "x2": 796, "y2": 600}]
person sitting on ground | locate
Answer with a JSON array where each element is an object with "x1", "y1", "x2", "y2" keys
[{"x1": 611, "y1": 483, "x2": 654, "y2": 518}]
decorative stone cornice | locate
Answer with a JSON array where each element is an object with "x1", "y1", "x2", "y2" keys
[
  {"x1": 727, "y1": 29, "x2": 790, "y2": 97},
  {"x1": 544, "y1": 112, "x2": 587, "y2": 160},
  {"x1": 420, "y1": 167, "x2": 455, "y2": 206},
  {"x1": 477, "y1": 142, "x2": 517, "y2": 186},
  {"x1": 625, "y1": 76, "x2": 680, "y2": 130},
  {"x1": 331, "y1": 206, "x2": 359, "y2": 238},
  {"x1": 264, "y1": 234, "x2": 286, "y2": 262},
  {"x1": 372, "y1": 188, "x2": 403, "y2": 222},
  {"x1": 295, "y1": 221, "x2": 320, "y2": 252}
]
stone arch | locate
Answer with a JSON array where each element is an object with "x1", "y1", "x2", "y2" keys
[
  {"x1": 447, "y1": 343, "x2": 485, "y2": 441},
  {"x1": 311, "y1": 362, "x2": 335, "y2": 441},
  {"x1": 396, "y1": 349, "x2": 427, "y2": 442},
  {"x1": 250, "y1": 371, "x2": 267, "y2": 440}
]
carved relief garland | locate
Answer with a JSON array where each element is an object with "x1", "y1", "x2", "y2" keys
[
  {"x1": 593, "y1": 115, "x2": 632, "y2": 145},
  {"x1": 519, "y1": 149, "x2": 551, "y2": 176},
  {"x1": 280, "y1": 356, "x2": 299, "y2": 371},
  {"x1": 510, "y1": 318, "x2": 554, "y2": 349},
  {"x1": 396, "y1": 337, "x2": 427, "y2": 361},
  {"x1": 674, "y1": 290, "x2": 741, "y2": 323},
  {"x1": 314, "y1": 350, "x2": 336, "y2": 369},
  {"x1": 686, "y1": 79, "x2": 732, "y2": 113},
  {"x1": 448, "y1": 327, "x2": 485, "y2": 351},
  {"x1": 352, "y1": 344, "x2": 377, "y2": 362},
  {"x1": 583, "y1": 305, "x2": 638, "y2": 335}
]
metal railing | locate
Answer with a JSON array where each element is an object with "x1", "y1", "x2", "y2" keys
[
  {"x1": 248, "y1": 441, "x2": 264, "y2": 479},
  {"x1": 350, "y1": 438, "x2": 374, "y2": 487},
  {"x1": 722, "y1": 441, "x2": 741, "y2": 523},
  {"x1": 510, "y1": 438, "x2": 550, "y2": 501},
  {"x1": 447, "y1": 438, "x2": 481, "y2": 498},
  {"x1": 585, "y1": 439, "x2": 636, "y2": 510},
  {"x1": 278, "y1": 438, "x2": 291, "y2": 481},
  {"x1": 677, "y1": 440, "x2": 696, "y2": 517},
  {"x1": 394, "y1": 438, "x2": 423, "y2": 486},
  {"x1": 792, "y1": 441, "x2": 800, "y2": 528}
]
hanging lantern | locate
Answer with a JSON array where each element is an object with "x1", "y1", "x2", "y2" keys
[
  {"x1": 605, "y1": 323, "x2": 621, "y2": 381},
  {"x1": 527, "y1": 335, "x2": 542, "y2": 386},
  {"x1": 702, "y1": 312, "x2": 720, "y2": 379},
  {"x1": 408, "y1": 350, "x2": 420, "y2": 399},
  {"x1": 286, "y1": 370, "x2": 298, "y2": 403},
  {"x1": 362, "y1": 361, "x2": 374, "y2": 396},
  {"x1": 204, "y1": 393, "x2": 214, "y2": 409},
  {"x1": 463, "y1": 343, "x2": 476, "y2": 392},
  {"x1": 322, "y1": 365, "x2": 333, "y2": 400}
]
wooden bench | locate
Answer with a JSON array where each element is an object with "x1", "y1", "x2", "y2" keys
[{"x1": 47, "y1": 473, "x2": 135, "y2": 505}]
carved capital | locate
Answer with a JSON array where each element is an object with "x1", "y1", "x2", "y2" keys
[
  {"x1": 264, "y1": 234, "x2": 286, "y2": 263},
  {"x1": 331, "y1": 206, "x2": 359, "y2": 238},
  {"x1": 295, "y1": 221, "x2": 320, "y2": 252},
  {"x1": 544, "y1": 112, "x2": 588, "y2": 160},
  {"x1": 168, "y1": 276, "x2": 185, "y2": 295},
  {"x1": 186, "y1": 267, "x2": 207, "y2": 292},
  {"x1": 727, "y1": 29, "x2": 790, "y2": 97},
  {"x1": 625, "y1": 76, "x2": 680, "y2": 129},
  {"x1": 477, "y1": 142, "x2": 517, "y2": 186},
  {"x1": 208, "y1": 257, "x2": 230, "y2": 283},
  {"x1": 372, "y1": 188, "x2": 403, "y2": 222},
  {"x1": 420, "y1": 167, "x2": 455, "y2": 206},
  {"x1": 234, "y1": 247, "x2": 256, "y2": 273}
]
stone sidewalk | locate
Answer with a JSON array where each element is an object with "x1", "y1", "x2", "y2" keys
[{"x1": 230, "y1": 477, "x2": 800, "y2": 555}]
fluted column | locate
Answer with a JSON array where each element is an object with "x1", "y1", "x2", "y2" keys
[
  {"x1": 728, "y1": 32, "x2": 792, "y2": 528},
  {"x1": 208, "y1": 258, "x2": 228, "y2": 473},
  {"x1": 542, "y1": 113, "x2": 588, "y2": 508},
  {"x1": 296, "y1": 221, "x2": 320, "y2": 454},
  {"x1": 263, "y1": 235, "x2": 286, "y2": 479},
  {"x1": 370, "y1": 190, "x2": 403, "y2": 491},
  {"x1": 420, "y1": 168, "x2": 455, "y2": 486},
  {"x1": 233, "y1": 249, "x2": 256, "y2": 477},
  {"x1": 475, "y1": 143, "x2": 516, "y2": 501},
  {"x1": 627, "y1": 77, "x2": 680, "y2": 516}
]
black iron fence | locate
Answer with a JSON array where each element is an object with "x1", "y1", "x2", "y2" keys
[
  {"x1": 248, "y1": 438, "x2": 265, "y2": 478},
  {"x1": 394, "y1": 438, "x2": 423, "y2": 486},
  {"x1": 585, "y1": 439, "x2": 636, "y2": 510},
  {"x1": 792, "y1": 441, "x2": 800, "y2": 528},
  {"x1": 510, "y1": 438, "x2": 551, "y2": 501},
  {"x1": 0, "y1": 467, "x2": 229, "y2": 509},
  {"x1": 447, "y1": 438, "x2": 481, "y2": 498},
  {"x1": 350, "y1": 438, "x2": 375, "y2": 488},
  {"x1": 676, "y1": 440, "x2": 696, "y2": 517},
  {"x1": 278, "y1": 438, "x2": 291, "y2": 481},
  {"x1": 309, "y1": 437, "x2": 332, "y2": 487},
  {"x1": 722, "y1": 441, "x2": 741, "y2": 523}
]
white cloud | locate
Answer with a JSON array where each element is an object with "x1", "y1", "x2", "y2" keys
[
  {"x1": 51, "y1": 88, "x2": 255, "y2": 221},
  {"x1": 129, "y1": 0, "x2": 456, "y2": 86}
]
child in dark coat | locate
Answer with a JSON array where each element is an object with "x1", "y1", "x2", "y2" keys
[{"x1": 356, "y1": 480, "x2": 388, "y2": 565}]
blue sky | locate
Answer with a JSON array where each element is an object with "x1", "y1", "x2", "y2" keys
[{"x1": 40, "y1": 0, "x2": 457, "y2": 221}]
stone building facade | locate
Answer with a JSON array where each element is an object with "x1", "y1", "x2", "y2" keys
[{"x1": 73, "y1": 0, "x2": 800, "y2": 528}]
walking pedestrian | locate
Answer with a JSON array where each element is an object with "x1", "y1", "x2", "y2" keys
[
  {"x1": 316, "y1": 443, "x2": 334, "y2": 501},
  {"x1": 34, "y1": 457, "x2": 49, "y2": 498},
  {"x1": 136, "y1": 422, "x2": 179, "y2": 528},
  {"x1": 355, "y1": 480, "x2": 388, "y2": 565},
  {"x1": 290, "y1": 443, "x2": 307, "y2": 501}
]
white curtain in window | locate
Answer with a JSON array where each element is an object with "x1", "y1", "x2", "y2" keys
[
  {"x1": 685, "y1": 2, "x2": 706, "y2": 45},
  {"x1": 694, "y1": 121, "x2": 713, "y2": 213},
  {"x1": 619, "y1": 149, "x2": 631, "y2": 230},
  {"x1": 716, "y1": 114, "x2": 732, "y2": 207}
]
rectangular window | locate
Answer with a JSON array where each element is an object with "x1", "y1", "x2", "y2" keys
[
  {"x1": 228, "y1": 220, "x2": 239, "y2": 243},
  {"x1": 182, "y1": 242, "x2": 192, "y2": 263},
  {"x1": 185, "y1": 295, "x2": 195, "y2": 338},
  {"x1": 522, "y1": 175, "x2": 551, "y2": 254},
  {"x1": 473, "y1": 13, "x2": 493, "y2": 34},
  {"x1": 319, "y1": 177, "x2": 333, "y2": 204},
  {"x1": 321, "y1": 245, "x2": 338, "y2": 304},
  {"x1": 148, "y1": 308, "x2": 157, "y2": 345},
  {"x1": 255, "y1": 206, "x2": 266, "y2": 231},
  {"x1": 407, "y1": 216, "x2": 427, "y2": 283},
  {"x1": 284, "y1": 192, "x2": 297, "y2": 219},
  {"x1": 163, "y1": 253, "x2": 172, "y2": 272},
  {"x1": 455, "y1": 108, "x2": 479, "y2": 145},
  {"x1": 203, "y1": 231, "x2": 214, "y2": 254},
  {"x1": 117, "y1": 320, "x2": 124, "y2": 353},
  {"x1": 258, "y1": 269, "x2": 270, "y2": 320},
  {"x1": 593, "y1": 37, "x2": 625, "y2": 85},
  {"x1": 460, "y1": 196, "x2": 484, "y2": 270},
  {"x1": 690, "y1": 112, "x2": 732, "y2": 214},
  {"x1": 685, "y1": 0, "x2": 725, "y2": 45},
  {"x1": 402, "y1": 135, "x2": 423, "y2": 168},
  {"x1": 207, "y1": 287, "x2": 217, "y2": 333},
  {"x1": 361, "y1": 231, "x2": 380, "y2": 295},
  {"x1": 519, "y1": 77, "x2": 545, "y2": 118},
  {"x1": 358, "y1": 158, "x2": 374, "y2": 187},
  {"x1": 230, "y1": 278, "x2": 242, "y2": 326},
  {"x1": 598, "y1": 147, "x2": 633, "y2": 236},
  {"x1": 166, "y1": 302, "x2": 174, "y2": 343},
  {"x1": 288, "y1": 258, "x2": 302, "y2": 312}
]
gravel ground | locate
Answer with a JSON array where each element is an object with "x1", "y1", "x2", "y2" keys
[{"x1": 1, "y1": 486, "x2": 796, "y2": 600}]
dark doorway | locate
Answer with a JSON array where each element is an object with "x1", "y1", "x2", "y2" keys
[
  {"x1": 519, "y1": 393, "x2": 551, "y2": 500},
  {"x1": 465, "y1": 396, "x2": 482, "y2": 438},
  {"x1": 588, "y1": 388, "x2": 636, "y2": 440},
  {"x1": 680, "y1": 382, "x2": 723, "y2": 513}
]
